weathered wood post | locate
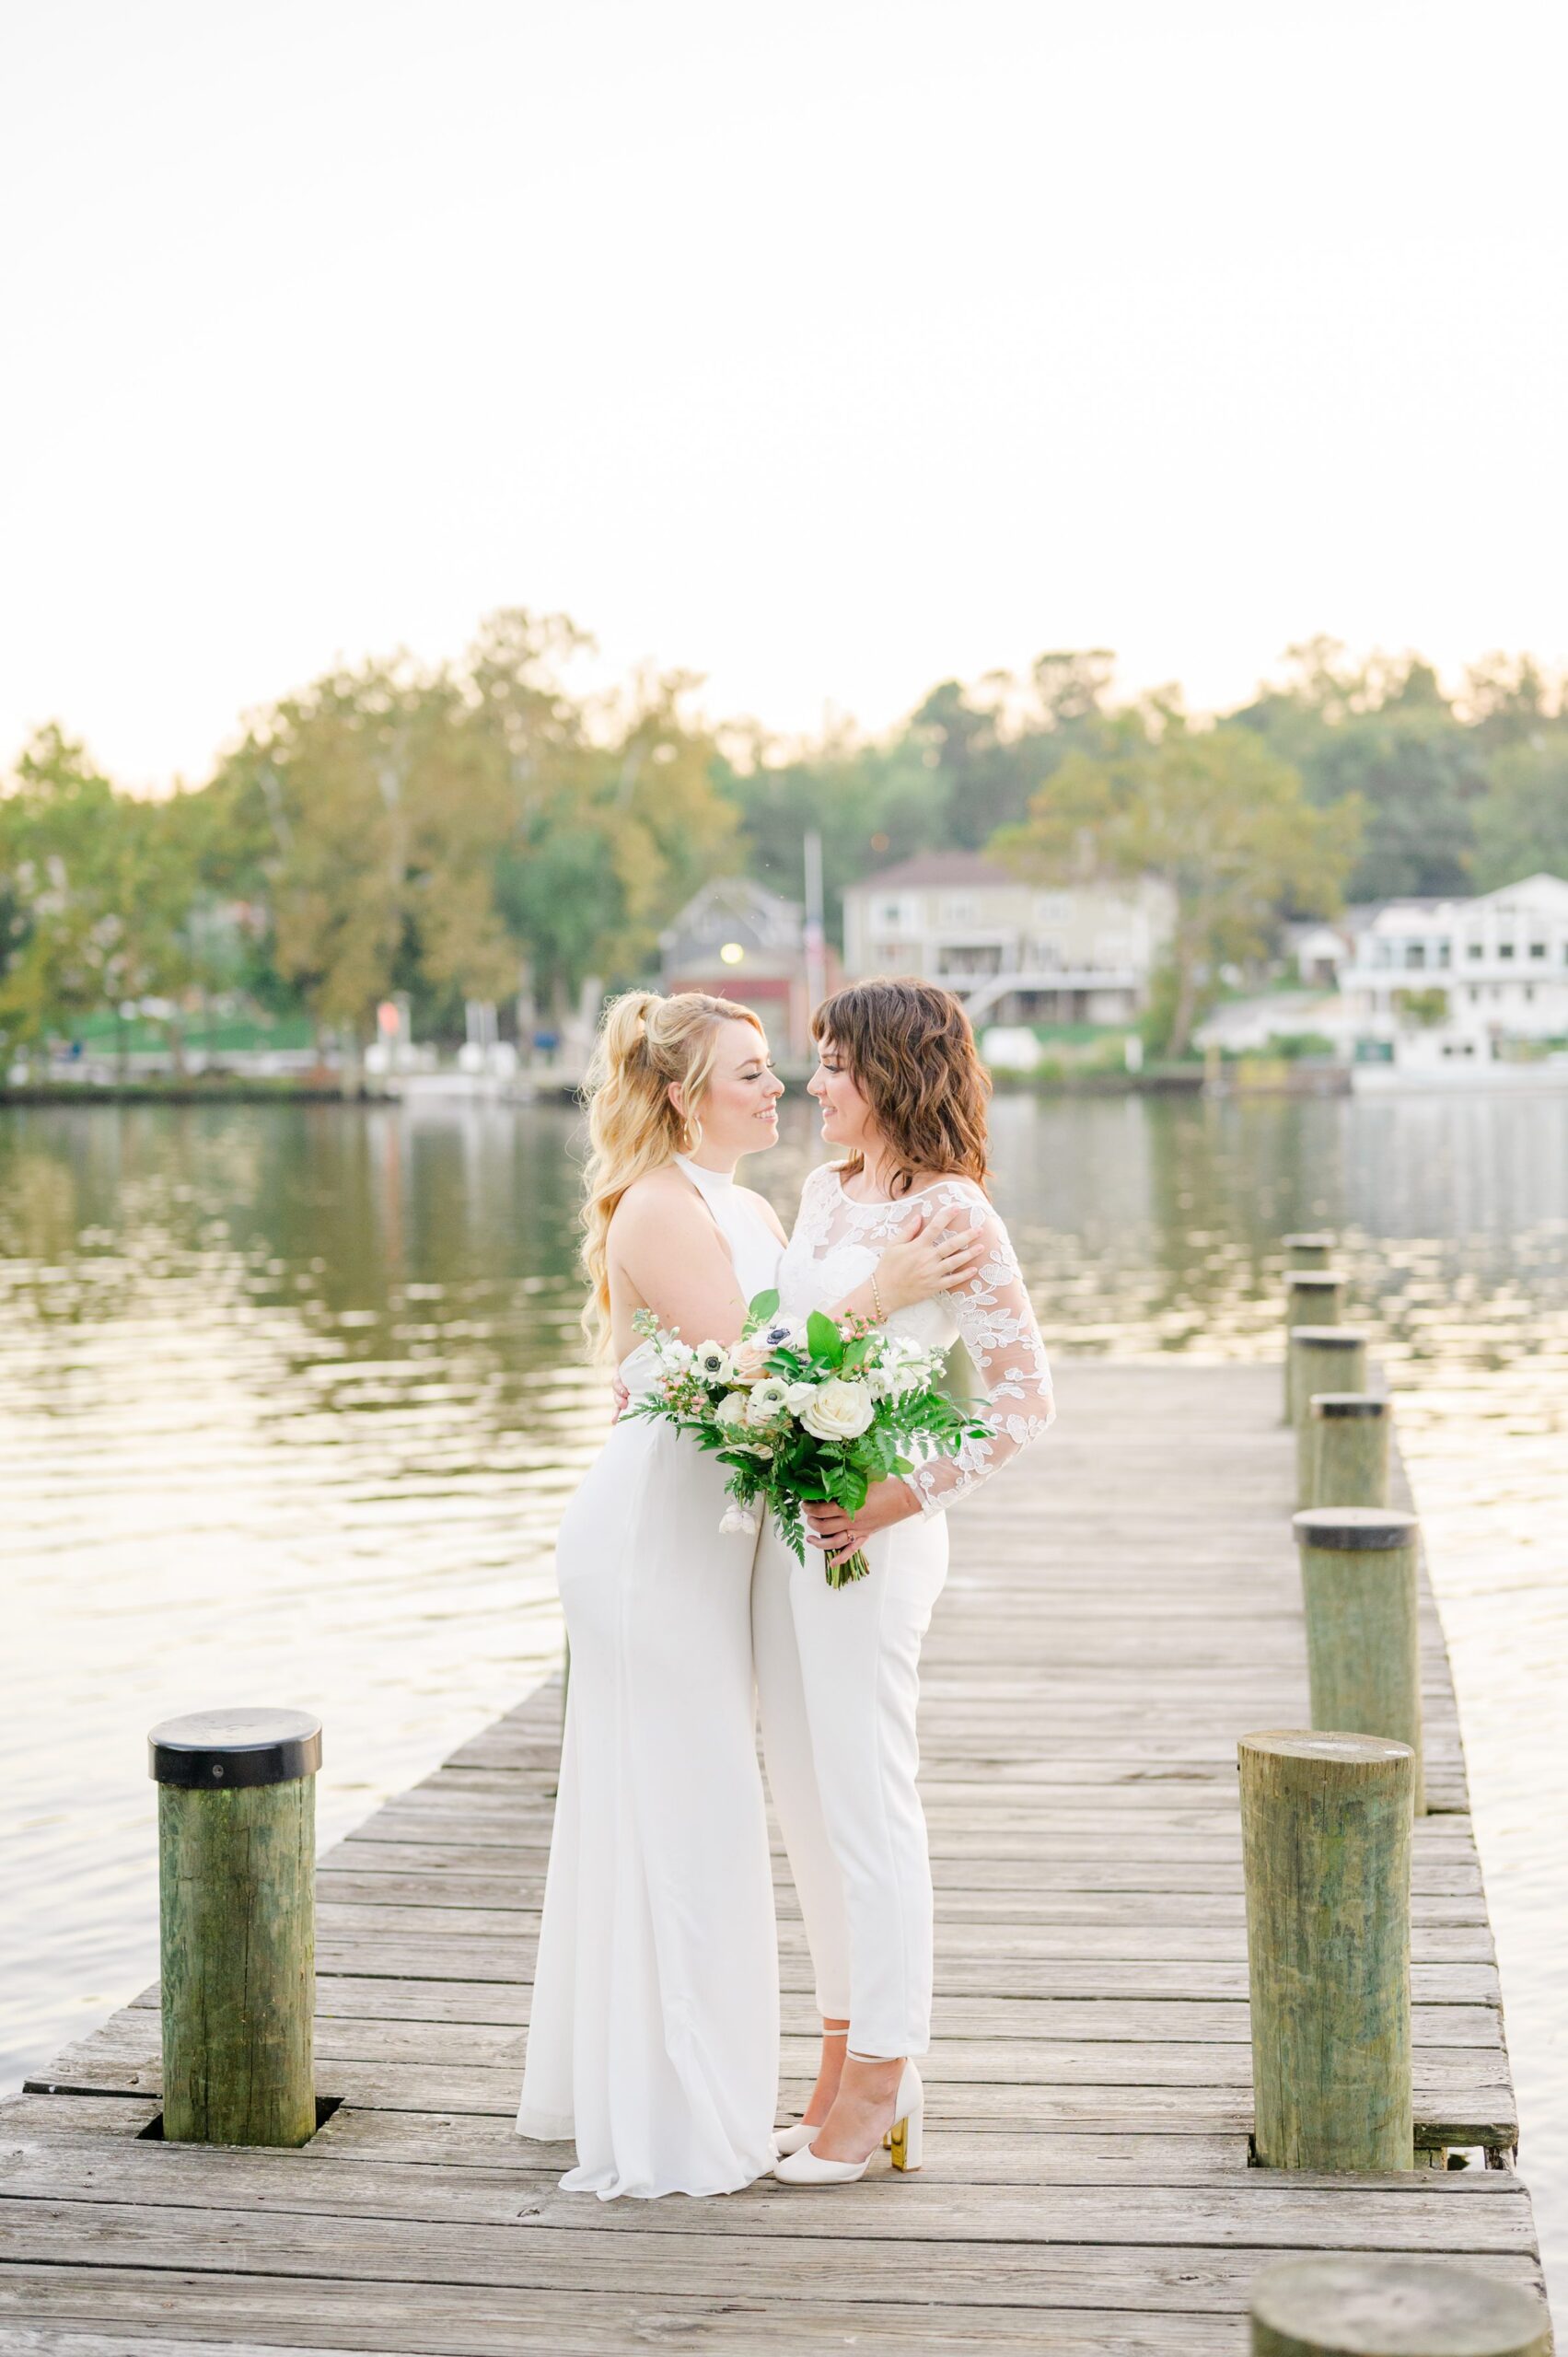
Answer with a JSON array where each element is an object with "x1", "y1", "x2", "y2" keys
[
  {"x1": 1293, "y1": 1509, "x2": 1424, "y2": 1816},
  {"x1": 1307, "y1": 1393, "x2": 1390, "y2": 1509},
  {"x1": 149, "y1": 1708, "x2": 320, "y2": 2146},
  {"x1": 1283, "y1": 1232, "x2": 1334, "y2": 1271},
  {"x1": 1290, "y1": 1329, "x2": 1367, "y2": 1502},
  {"x1": 1239, "y1": 1731, "x2": 1413, "y2": 2172},
  {"x1": 1250, "y1": 2255, "x2": 1550, "y2": 2357},
  {"x1": 1283, "y1": 1272, "x2": 1346, "y2": 1419}
]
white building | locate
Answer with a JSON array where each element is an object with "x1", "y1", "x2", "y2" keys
[
  {"x1": 842, "y1": 852, "x2": 1175, "y2": 1027},
  {"x1": 1342, "y1": 873, "x2": 1568, "y2": 1058}
]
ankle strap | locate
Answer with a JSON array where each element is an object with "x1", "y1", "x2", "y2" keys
[{"x1": 820, "y1": 2026, "x2": 849, "y2": 2038}]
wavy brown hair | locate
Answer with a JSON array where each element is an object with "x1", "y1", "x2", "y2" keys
[{"x1": 813, "y1": 977, "x2": 991, "y2": 1198}]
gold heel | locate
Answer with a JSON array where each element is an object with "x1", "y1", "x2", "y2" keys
[{"x1": 889, "y1": 2118, "x2": 909, "y2": 2169}]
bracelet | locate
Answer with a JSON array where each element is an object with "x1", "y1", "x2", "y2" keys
[{"x1": 870, "y1": 1273, "x2": 885, "y2": 1322}]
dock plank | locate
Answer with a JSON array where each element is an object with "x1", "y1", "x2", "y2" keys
[{"x1": 0, "y1": 1360, "x2": 1546, "y2": 2353}]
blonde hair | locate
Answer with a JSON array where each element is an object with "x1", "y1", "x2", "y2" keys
[{"x1": 579, "y1": 988, "x2": 765, "y2": 1356}]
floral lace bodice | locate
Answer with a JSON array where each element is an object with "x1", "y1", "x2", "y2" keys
[{"x1": 776, "y1": 1162, "x2": 1055, "y2": 1513}]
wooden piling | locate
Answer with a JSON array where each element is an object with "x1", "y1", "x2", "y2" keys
[
  {"x1": 1283, "y1": 1232, "x2": 1334, "y2": 1270},
  {"x1": 1307, "y1": 1393, "x2": 1390, "y2": 1509},
  {"x1": 1250, "y1": 2255, "x2": 1551, "y2": 2357},
  {"x1": 1291, "y1": 1329, "x2": 1368, "y2": 1500},
  {"x1": 1239, "y1": 1730, "x2": 1413, "y2": 2173},
  {"x1": 1283, "y1": 1273, "x2": 1346, "y2": 1419},
  {"x1": 1293, "y1": 1509, "x2": 1424, "y2": 1816},
  {"x1": 149, "y1": 1708, "x2": 320, "y2": 2146},
  {"x1": 6, "y1": 1365, "x2": 1540, "y2": 2348}
]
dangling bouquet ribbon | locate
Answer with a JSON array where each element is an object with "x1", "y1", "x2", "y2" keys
[{"x1": 626, "y1": 1290, "x2": 989, "y2": 1587}]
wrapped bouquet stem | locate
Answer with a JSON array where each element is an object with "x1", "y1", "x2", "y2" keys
[{"x1": 626, "y1": 1291, "x2": 990, "y2": 1587}]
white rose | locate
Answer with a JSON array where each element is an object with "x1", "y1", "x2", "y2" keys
[
  {"x1": 715, "y1": 1390, "x2": 749, "y2": 1426},
  {"x1": 728, "y1": 1335, "x2": 772, "y2": 1383},
  {"x1": 799, "y1": 1376, "x2": 876, "y2": 1442},
  {"x1": 783, "y1": 1381, "x2": 819, "y2": 1415}
]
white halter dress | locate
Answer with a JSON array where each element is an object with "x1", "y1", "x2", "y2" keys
[{"x1": 517, "y1": 1156, "x2": 783, "y2": 2197}]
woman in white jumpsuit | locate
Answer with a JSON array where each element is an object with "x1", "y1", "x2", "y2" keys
[{"x1": 759, "y1": 978, "x2": 1054, "y2": 2186}]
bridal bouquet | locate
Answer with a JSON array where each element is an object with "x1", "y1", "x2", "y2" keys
[{"x1": 626, "y1": 1291, "x2": 989, "y2": 1587}]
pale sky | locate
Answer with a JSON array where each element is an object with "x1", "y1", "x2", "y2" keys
[{"x1": 4, "y1": 0, "x2": 1566, "y2": 789}]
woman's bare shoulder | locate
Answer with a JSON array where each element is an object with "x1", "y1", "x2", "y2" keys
[{"x1": 610, "y1": 1167, "x2": 708, "y2": 1238}]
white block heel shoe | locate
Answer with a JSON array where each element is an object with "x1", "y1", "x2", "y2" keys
[{"x1": 772, "y1": 2061, "x2": 923, "y2": 2185}]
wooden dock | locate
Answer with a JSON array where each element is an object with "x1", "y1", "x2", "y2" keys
[{"x1": 0, "y1": 1361, "x2": 1549, "y2": 2352}]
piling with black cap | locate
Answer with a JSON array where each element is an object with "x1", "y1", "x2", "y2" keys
[
  {"x1": 1249, "y1": 2255, "x2": 1551, "y2": 2357},
  {"x1": 1240, "y1": 1731, "x2": 1414, "y2": 2173},
  {"x1": 1293, "y1": 1509, "x2": 1424, "y2": 1815},
  {"x1": 149, "y1": 1708, "x2": 320, "y2": 2145},
  {"x1": 1307, "y1": 1392, "x2": 1390, "y2": 1510},
  {"x1": 1283, "y1": 1232, "x2": 1334, "y2": 1271},
  {"x1": 1283, "y1": 1271, "x2": 1347, "y2": 1419},
  {"x1": 1290, "y1": 1328, "x2": 1367, "y2": 1501}
]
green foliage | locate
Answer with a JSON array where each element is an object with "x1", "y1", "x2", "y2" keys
[
  {"x1": 1392, "y1": 987, "x2": 1450, "y2": 1028},
  {"x1": 1232, "y1": 638, "x2": 1486, "y2": 898},
  {"x1": 806, "y1": 1308, "x2": 843, "y2": 1365},
  {"x1": 0, "y1": 727, "x2": 208, "y2": 1060},
  {"x1": 629, "y1": 1309, "x2": 987, "y2": 1590},
  {"x1": 1294, "y1": 711, "x2": 1480, "y2": 900},
  {"x1": 719, "y1": 735, "x2": 944, "y2": 946},
  {"x1": 1471, "y1": 737, "x2": 1568, "y2": 888},
  {"x1": 993, "y1": 720, "x2": 1362, "y2": 1058},
  {"x1": 195, "y1": 611, "x2": 739, "y2": 1043},
  {"x1": 5, "y1": 620, "x2": 1566, "y2": 1055},
  {"x1": 1268, "y1": 1031, "x2": 1339, "y2": 1059}
]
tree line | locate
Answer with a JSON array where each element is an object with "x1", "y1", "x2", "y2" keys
[{"x1": 3, "y1": 618, "x2": 1565, "y2": 1065}]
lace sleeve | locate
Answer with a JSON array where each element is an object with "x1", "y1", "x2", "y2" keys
[{"x1": 904, "y1": 1192, "x2": 1055, "y2": 1515}]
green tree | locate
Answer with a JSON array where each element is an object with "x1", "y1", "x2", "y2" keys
[
  {"x1": 1471, "y1": 737, "x2": 1568, "y2": 888},
  {"x1": 991, "y1": 721, "x2": 1361, "y2": 1058},
  {"x1": 0, "y1": 728, "x2": 204, "y2": 1066},
  {"x1": 479, "y1": 626, "x2": 740, "y2": 1018},
  {"x1": 720, "y1": 734, "x2": 946, "y2": 945},
  {"x1": 1459, "y1": 653, "x2": 1561, "y2": 749},
  {"x1": 1233, "y1": 639, "x2": 1483, "y2": 899},
  {"x1": 211, "y1": 660, "x2": 520, "y2": 1049},
  {"x1": 202, "y1": 609, "x2": 741, "y2": 1044},
  {"x1": 908, "y1": 653, "x2": 1117, "y2": 851}
]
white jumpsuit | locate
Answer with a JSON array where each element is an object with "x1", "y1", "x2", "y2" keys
[
  {"x1": 754, "y1": 1163, "x2": 1054, "y2": 2061},
  {"x1": 517, "y1": 1156, "x2": 784, "y2": 2198}
]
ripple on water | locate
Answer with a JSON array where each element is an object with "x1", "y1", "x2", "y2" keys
[{"x1": 0, "y1": 1091, "x2": 1564, "y2": 2310}]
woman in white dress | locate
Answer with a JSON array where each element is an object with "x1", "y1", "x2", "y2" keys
[
  {"x1": 759, "y1": 978, "x2": 1055, "y2": 2186},
  {"x1": 517, "y1": 988, "x2": 986, "y2": 2199}
]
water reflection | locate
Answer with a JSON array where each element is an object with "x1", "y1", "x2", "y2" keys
[{"x1": 1, "y1": 1090, "x2": 1564, "y2": 2303}]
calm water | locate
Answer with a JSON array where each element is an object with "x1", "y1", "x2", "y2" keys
[{"x1": 3, "y1": 1091, "x2": 1564, "y2": 2298}]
